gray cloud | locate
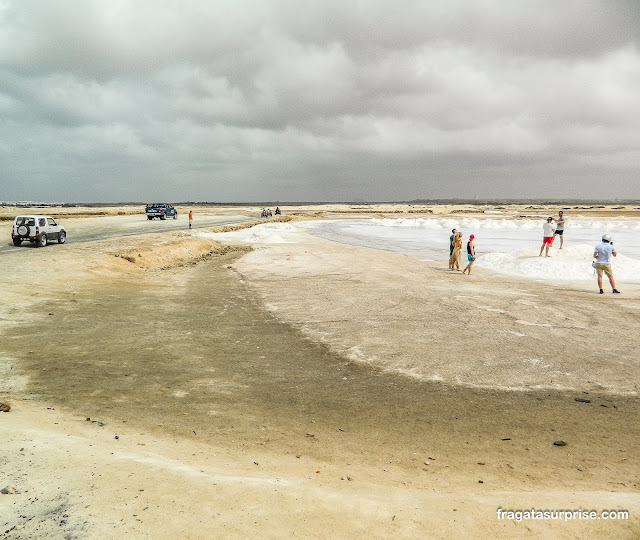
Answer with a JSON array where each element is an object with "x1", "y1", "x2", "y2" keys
[{"x1": 0, "y1": 0, "x2": 639, "y2": 202}]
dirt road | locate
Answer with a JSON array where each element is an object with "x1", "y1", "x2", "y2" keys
[{"x1": 0, "y1": 211, "x2": 255, "y2": 255}]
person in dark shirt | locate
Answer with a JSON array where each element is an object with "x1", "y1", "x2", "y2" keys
[
  {"x1": 462, "y1": 235, "x2": 476, "y2": 275},
  {"x1": 448, "y1": 229, "x2": 457, "y2": 269}
]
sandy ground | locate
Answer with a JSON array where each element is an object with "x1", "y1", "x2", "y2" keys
[{"x1": 0, "y1": 205, "x2": 639, "y2": 539}]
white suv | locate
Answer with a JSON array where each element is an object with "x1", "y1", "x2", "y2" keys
[{"x1": 12, "y1": 215, "x2": 67, "y2": 247}]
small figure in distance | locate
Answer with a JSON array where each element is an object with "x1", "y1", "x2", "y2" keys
[
  {"x1": 261, "y1": 208, "x2": 267, "y2": 218},
  {"x1": 188, "y1": 210, "x2": 193, "y2": 230},
  {"x1": 462, "y1": 234, "x2": 476, "y2": 275},
  {"x1": 275, "y1": 206, "x2": 281, "y2": 215},
  {"x1": 448, "y1": 229, "x2": 457, "y2": 270},
  {"x1": 267, "y1": 208, "x2": 272, "y2": 217},
  {"x1": 539, "y1": 216, "x2": 555, "y2": 257},
  {"x1": 552, "y1": 210, "x2": 566, "y2": 249},
  {"x1": 593, "y1": 234, "x2": 620, "y2": 294}
]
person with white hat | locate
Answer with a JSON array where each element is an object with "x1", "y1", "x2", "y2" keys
[
  {"x1": 593, "y1": 234, "x2": 620, "y2": 294},
  {"x1": 539, "y1": 216, "x2": 556, "y2": 257}
]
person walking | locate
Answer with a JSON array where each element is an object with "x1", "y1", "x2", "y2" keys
[
  {"x1": 553, "y1": 210, "x2": 566, "y2": 249},
  {"x1": 188, "y1": 210, "x2": 193, "y2": 229},
  {"x1": 539, "y1": 217, "x2": 555, "y2": 257},
  {"x1": 462, "y1": 234, "x2": 476, "y2": 274},
  {"x1": 448, "y1": 229, "x2": 457, "y2": 269},
  {"x1": 593, "y1": 234, "x2": 620, "y2": 294},
  {"x1": 450, "y1": 232, "x2": 463, "y2": 271}
]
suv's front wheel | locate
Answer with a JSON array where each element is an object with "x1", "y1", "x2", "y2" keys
[
  {"x1": 38, "y1": 234, "x2": 47, "y2": 247},
  {"x1": 58, "y1": 231, "x2": 66, "y2": 244}
]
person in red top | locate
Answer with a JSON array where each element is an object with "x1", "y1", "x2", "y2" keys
[{"x1": 188, "y1": 210, "x2": 193, "y2": 229}]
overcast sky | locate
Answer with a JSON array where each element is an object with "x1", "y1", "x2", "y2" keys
[{"x1": 1, "y1": 0, "x2": 639, "y2": 202}]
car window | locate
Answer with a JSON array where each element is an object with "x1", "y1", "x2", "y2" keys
[
  {"x1": 17, "y1": 217, "x2": 36, "y2": 226},
  {"x1": 39, "y1": 218, "x2": 46, "y2": 227},
  {"x1": 47, "y1": 218, "x2": 57, "y2": 225}
]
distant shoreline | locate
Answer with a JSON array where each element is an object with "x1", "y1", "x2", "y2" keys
[
  {"x1": 3, "y1": 202, "x2": 640, "y2": 221},
  {"x1": 2, "y1": 199, "x2": 640, "y2": 207}
]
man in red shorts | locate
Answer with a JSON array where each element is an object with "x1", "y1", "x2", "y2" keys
[{"x1": 539, "y1": 216, "x2": 555, "y2": 257}]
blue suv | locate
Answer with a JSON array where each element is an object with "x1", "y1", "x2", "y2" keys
[{"x1": 145, "y1": 203, "x2": 178, "y2": 220}]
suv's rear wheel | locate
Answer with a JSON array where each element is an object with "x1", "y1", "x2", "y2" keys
[
  {"x1": 160, "y1": 214, "x2": 166, "y2": 220},
  {"x1": 38, "y1": 234, "x2": 47, "y2": 247},
  {"x1": 13, "y1": 239, "x2": 22, "y2": 246},
  {"x1": 147, "y1": 215, "x2": 153, "y2": 220},
  {"x1": 58, "y1": 231, "x2": 66, "y2": 244}
]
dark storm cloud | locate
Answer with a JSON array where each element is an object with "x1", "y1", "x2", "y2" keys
[{"x1": 0, "y1": 0, "x2": 639, "y2": 202}]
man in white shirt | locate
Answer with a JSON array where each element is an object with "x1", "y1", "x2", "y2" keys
[
  {"x1": 593, "y1": 234, "x2": 620, "y2": 294},
  {"x1": 539, "y1": 217, "x2": 555, "y2": 257},
  {"x1": 552, "y1": 210, "x2": 566, "y2": 249}
]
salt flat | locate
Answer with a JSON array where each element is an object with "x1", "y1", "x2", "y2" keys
[{"x1": 0, "y1": 204, "x2": 638, "y2": 539}]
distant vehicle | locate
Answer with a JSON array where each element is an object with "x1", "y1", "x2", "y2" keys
[
  {"x1": 145, "y1": 203, "x2": 178, "y2": 220},
  {"x1": 11, "y1": 215, "x2": 66, "y2": 247}
]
